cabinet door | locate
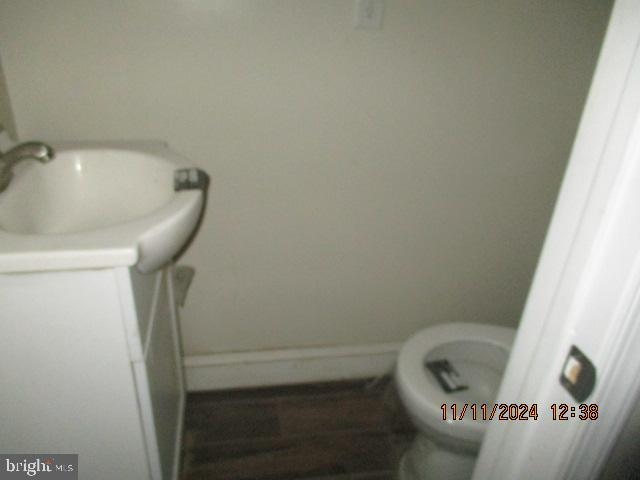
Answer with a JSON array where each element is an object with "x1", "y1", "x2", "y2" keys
[{"x1": 135, "y1": 267, "x2": 185, "y2": 480}]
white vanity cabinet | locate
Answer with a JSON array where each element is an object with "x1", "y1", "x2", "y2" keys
[{"x1": 0, "y1": 264, "x2": 185, "y2": 480}]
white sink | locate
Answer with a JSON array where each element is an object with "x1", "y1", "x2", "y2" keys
[{"x1": 0, "y1": 141, "x2": 205, "y2": 273}]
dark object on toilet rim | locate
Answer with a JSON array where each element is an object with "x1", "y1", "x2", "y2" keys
[{"x1": 425, "y1": 359, "x2": 469, "y2": 393}]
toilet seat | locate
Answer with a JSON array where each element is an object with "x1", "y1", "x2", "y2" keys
[{"x1": 396, "y1": 322, "x2": 515, "y2": 446}]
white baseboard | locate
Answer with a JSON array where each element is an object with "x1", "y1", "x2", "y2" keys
[{"x1": 183, "y1": 342, "x2": 401, "y2": 391}]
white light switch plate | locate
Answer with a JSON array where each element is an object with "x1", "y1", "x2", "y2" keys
[{"x1": 354, "y1": 0, "x2": 384, "y2": 29}]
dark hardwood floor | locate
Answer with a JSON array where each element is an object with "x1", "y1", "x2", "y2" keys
[{"x1": 180, "y1": 378, "x2": 416, "y2": 480}]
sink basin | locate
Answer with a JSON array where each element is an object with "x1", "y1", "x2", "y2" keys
[
  {"x1": 1, "y1": 148, "x2": 178, "y2": 235},
  {"x1": 0, "y1": 141, "x2": 205, "y2": 273}
]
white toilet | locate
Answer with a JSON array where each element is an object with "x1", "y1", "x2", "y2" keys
[{"x1": 395, "y1": 322, "x2": 516, "y2": 480}]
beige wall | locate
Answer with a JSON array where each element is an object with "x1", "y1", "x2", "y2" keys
[
  {"x1": 0, "y1": 1, "x2": 610, "y2": 355},
  {"x1": 0, "y1": 54, "x2": 16, "y2": 139}
]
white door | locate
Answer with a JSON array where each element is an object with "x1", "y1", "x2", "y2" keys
[{"x1": 473, "y1": 1, "x2": 640, "y2": 478}]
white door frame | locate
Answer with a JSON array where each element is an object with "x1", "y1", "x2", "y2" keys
[{"x1": 473, "y1": 1, "x2": 640, "y2": 478}]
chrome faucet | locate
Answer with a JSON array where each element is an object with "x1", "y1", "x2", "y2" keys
[{"x1": 0, "y1": 142, "x2": 55, "y2": 192}]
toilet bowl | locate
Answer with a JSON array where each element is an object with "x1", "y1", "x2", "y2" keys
[{"x1": 395, "y1": 322, "x2": 516, "y2": 480}]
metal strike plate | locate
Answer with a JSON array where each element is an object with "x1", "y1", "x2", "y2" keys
[{"x1": 560, "y1": 345, "x2": 596, "y2": 402}]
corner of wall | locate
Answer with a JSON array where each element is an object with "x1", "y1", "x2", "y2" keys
[{"x1": 0, "y1": 52, "x2": 17, "y2": 140}]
